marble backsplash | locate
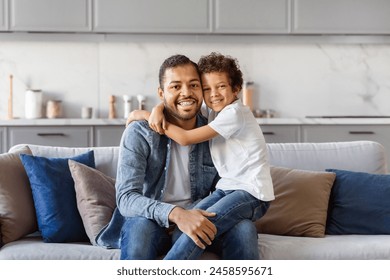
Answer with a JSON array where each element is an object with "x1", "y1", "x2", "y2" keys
[{"x1": 1, "y1": 36, "x2": 390, "y2": 119}]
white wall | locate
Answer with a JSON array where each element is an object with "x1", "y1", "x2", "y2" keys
[{"x1": 1, "y1": 36, "x2": 390, "y2": 119}]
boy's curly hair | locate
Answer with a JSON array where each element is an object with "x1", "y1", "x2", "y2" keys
[{"x1": 197, "y1": 52, "x2": 243, "y2": 92}]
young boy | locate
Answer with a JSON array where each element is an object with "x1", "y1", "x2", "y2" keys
[{"x1": 129, "y1": 52, "x2": 274, "y2": 260}]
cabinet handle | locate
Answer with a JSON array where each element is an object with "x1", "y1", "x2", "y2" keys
[
  {"x1": 37, "y1": 133, "x2": 66, "y2": 137},
  {"x1": 348, "y1": 131, "x2": 375, "y2": 135},
  {"x1": 263, "y1": 132, "x2": 275, "y2": 135}
]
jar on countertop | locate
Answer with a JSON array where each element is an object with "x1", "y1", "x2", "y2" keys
[
  {"x1": 242, "y1": 81, "x2": 254, "y2": 111},
  {"x1": 46, "y1": 100, "x2": 62, "y2": 118},
  {"x1": 25, "y1": 89, "x2": 43, "y2": 119}
]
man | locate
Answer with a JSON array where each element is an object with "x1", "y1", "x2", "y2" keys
[{"x1": 95, "y1": 54, "x2": 259, "y2": 260}]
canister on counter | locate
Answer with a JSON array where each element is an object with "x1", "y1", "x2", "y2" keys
[
  {"x1": 25, "y1": 89, "x2": 43, "y2": 119},
  {"x1": 46, "y1": 100, "x2": 62, "y2": 118},
  {"x1": 242, "y1": 81, "x2": 254, "y2": 111}
]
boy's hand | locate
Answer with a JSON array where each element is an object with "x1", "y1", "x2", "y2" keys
[
  {"x1": 126, "y1": 110, "x2": 150, "y2": 127},
  {"x1": 148, "y1": 102, "x2": 166, "y2": 135}
]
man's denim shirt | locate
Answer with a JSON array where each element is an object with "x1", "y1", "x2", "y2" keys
[{"x1": 96, "y1": 114, "x2": 218, "y2": 249}]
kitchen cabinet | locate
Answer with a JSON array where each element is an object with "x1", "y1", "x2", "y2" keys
[
  {"x1": 6, "y1": 126, "x2": 92, "y2": 150},
  {"x1": 0, "y1": 0, "x2": 7, "y2": 31},
  {"x1": 10, "y1": 0, "x2": 92, "y2": 32},
  {"x1": 93, "y1": 126, "x2": 124, "y2": 147},
  {"x1": 260, "y1": 125, "x2": 300, "y2": 143},
  {"x1": 0, "y1": 128, "x2": 4, "y2": 153},
  {"x1": 302, "y1": 124, "x2": 390, "y2": 162},
  {"x1": 214, "y1": 0, "x2": 290, "y2": 34},
  {"x1": 93, "y1": 0, "x2": 211, "y2": 33},
  {"x1": 293, "y1": 0, "x2": 390, "y2": 34}
]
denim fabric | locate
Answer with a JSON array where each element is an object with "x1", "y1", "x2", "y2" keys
[
  {"x1": 119, "y1": 214, "x2": 261, "y2": 260},
  {"x1": 95, "y1": 114, "x2": 218, "y2": 249},
  {"x1": 164, "y1": 189, "x2": 270, "y2": 260},
  {"x1": 120, "y1": 217, "x2": 172, "y2": 260}
]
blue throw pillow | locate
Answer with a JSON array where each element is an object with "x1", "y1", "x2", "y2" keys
[
  {"x1": 325, "y1": 169, "x2": 390, "y2": 234},
  {"x1": 20, "y1": 151, "x2": 95, "y2": 243}
]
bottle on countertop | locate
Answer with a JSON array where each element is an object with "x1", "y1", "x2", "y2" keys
[
  {"x1": 123, "y1": 95, "x2": 132, "y2": 119},
  {"x1": 108, "y1": 95, "x2": 117, "y2": 119},
  {"x1": 242, "y1": 81, "x2": 254, "y2": 112},
  {"x1": 137, "y1": 95, "x2": 146, "y2": 110}
]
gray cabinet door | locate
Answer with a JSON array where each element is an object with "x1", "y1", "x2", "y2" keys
[
  {"x1": 10, "y1": 0, "x2": 92, "y2": 32},
  {"x1": 7, "y1": 126, "x2": 92, "y2": 149},
  {"x1": 93, "y1": 126, "x2": 124, "y2": 147},
  {"x1": 0, "y1": 0, "x2": 7, "y2": 31},
  {"x1": 261, "y1": 125, "x2": 300, "y2": 143},
  {"x1": 302, "y1": 125, "x2": 390, "y2": 163},
  {"x1": 293, "y1": 0, "x2": 390, "y2": 34},
  {"x1": 93, "y1": 0, "x2": 211, "y2": 33},
  {"x1": 0, "y1": 127, "x2": 4, "y2": 153},
  {"x1": 214, "y1": 0, "x2": 290, "y2": 34}
]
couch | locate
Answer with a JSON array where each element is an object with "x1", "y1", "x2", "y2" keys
[{"x1": 1, "y1": 141, "x2": 390, "y2": 260}]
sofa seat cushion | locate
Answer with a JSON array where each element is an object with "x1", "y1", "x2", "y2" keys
[
  {"x1": 0, "y1": 236, "x2": 120, "y2": 260},
  {"x1": 259, "y1": 234, "x2": 390, "y2": 260},
  {"x1": 0, "y1": 236, "x2": 219, "y2": 260}
]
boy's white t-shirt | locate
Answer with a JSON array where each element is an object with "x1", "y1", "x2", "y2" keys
[{"x1": 207, "y1": 100, "x2": 274, "y2": 201}]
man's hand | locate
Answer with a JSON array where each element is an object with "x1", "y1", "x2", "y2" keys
[{"x1": 169, "y1": 207, "x2": 217, "y2": 249}]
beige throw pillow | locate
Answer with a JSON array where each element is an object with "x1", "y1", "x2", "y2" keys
[
  {"x1": 0, "y1": 146, "x2": 37, "y2": 245},
  {"x1": 256, "y1": 166, "x2": 336, "y2": 237},
  {"x1": 68, "y1": 160, "x2": 116, "y2": 245}
]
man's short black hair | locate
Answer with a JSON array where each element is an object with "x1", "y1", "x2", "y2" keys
[{"x1": 159, "y1": 54, "x2": 200, "y2": 89}]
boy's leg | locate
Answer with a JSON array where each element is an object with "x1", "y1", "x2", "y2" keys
[
  {"x1": 120, "y1": 216, "x2": 171, "y2": 260},
  {"x1": 211, "y1": 219, "x2": 260, "y2": 260},
  {"x1": 165, "y1": 190, "x2": 268, "y2": 260}
]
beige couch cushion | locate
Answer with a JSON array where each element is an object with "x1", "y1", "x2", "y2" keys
[
  {"x1": 256, "y1": 166, "x2": 336, "y2": 237},
  {"x1": 0, "y1": 146, "x2": 37, "y2": 245},
  {"x1": 69, "y1": 160, "x2": 116, "y2": 245}
]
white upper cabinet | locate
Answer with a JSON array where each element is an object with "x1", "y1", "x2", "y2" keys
[
  {"x1": 10, "y1": 0, "x2": 92, "y2": 32},
  {"x1": 293, "y1": 0, "x2": 390, "y2": 34},
  {"x1": 214, "y1": 0, "x2": 290, "y2": 34},
  {"x1": 93, "y1": 0, "x2": 211, "y2": 33},
  {"x1": 0, "y1": 0, "x2": 7, "y2": 30}
]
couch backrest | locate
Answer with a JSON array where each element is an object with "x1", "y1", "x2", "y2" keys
[
  {"x1": 9, "y1": 140, "x2": 387, "y2": 177},
  {"x1": 267, "y1": 141, "x2": 387, "y2": 174},
  {"x1": 9, "y1": 145, "x2": 120, "y2": 178}
]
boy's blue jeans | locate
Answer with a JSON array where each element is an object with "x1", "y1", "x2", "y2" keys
[
  {"x1": 164, "y1": 189, "x2": 270, "y2": 260},
  {"x1": 120, "y1": 189, "x2": 269, "y2": 260}
]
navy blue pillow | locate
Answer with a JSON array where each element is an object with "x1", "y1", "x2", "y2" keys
[
  {"x1": 326, "y1": 169, "x2": 390, "y2": 234},
  {"x1": 20, "y1": 151, "x2": 95, "y2": 243}
]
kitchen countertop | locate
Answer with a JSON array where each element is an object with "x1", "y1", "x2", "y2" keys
[
  {"x1": 0, "y1": 118, "x2": 127, "y2": 126},
  {"x1": 2, "y1": 117, "x2": 390, "y2": 126}
]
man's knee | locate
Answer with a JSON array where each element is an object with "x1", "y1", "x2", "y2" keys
[{"x1": 120, "y1": 217, "x2": 168, "y2": 260}]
